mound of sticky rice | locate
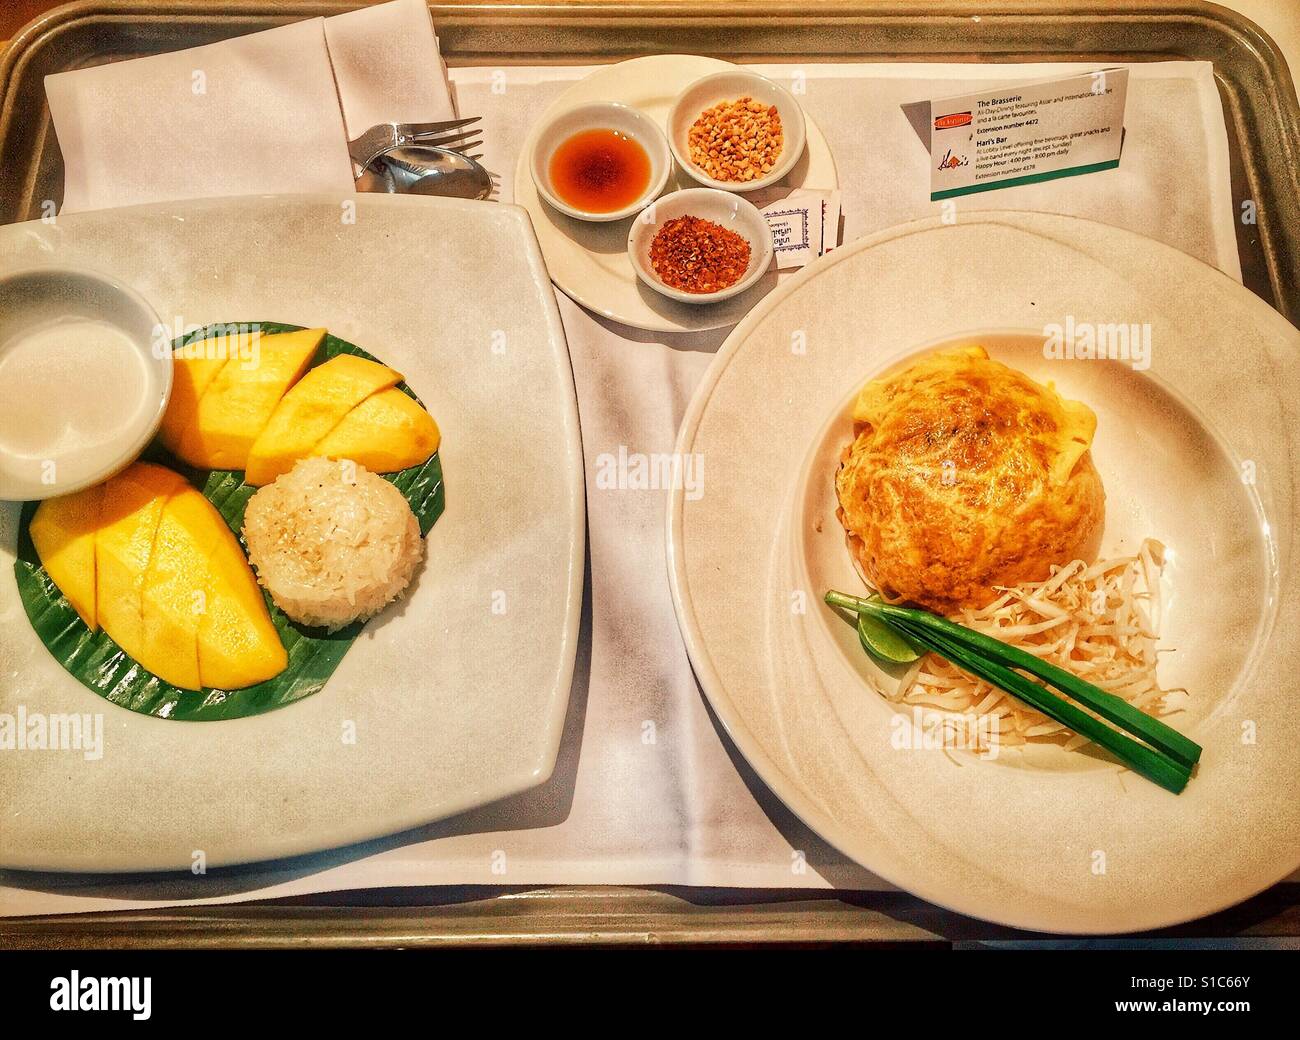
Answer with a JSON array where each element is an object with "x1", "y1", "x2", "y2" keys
[{"x1": 243, "y1": 457, "x2": 423, "y2": 631}]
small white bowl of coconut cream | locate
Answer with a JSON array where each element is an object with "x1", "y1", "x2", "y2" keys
[{"x1": 0, "y1": 267, "x2": 171, "y2": 501}]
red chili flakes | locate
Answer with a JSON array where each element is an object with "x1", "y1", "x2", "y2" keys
[{"x1": 649, "y1": 215, "x2": 752, "y2": 294}]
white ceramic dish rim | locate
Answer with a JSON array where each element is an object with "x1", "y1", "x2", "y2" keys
[
  {"x1": 528, "y1": 101, "x2": 673, "y2": 222},
  {"x1": 667, "y1": 70, "x2": 809, "y2": 192},
  {"x1": 665, "y1": 209, "x2": 1300, "y2": 933},
  {"x1": 0, "y1": 193, "x2": 587, "y2": 872},
  {"x1": 0, "y1": 263, "x2": 173, "y2": 501},
  {"x1": 627, "y1": 188, "x2": 775, "y2": 304}
]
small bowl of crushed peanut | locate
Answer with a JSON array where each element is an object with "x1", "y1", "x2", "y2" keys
[
  {"x1": 667, "y1": 70, "x2": 807, "y2": 193},
  {"x1": 627, "y1": 187, "x2": 774, "y2": 305}
]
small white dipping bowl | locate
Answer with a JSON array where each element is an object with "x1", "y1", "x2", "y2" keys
[
  {"x1": 627, "y1": 187, "x2": 774, "y2": 305},
  {"x1": 530, "y1": 101, "x2": 673, "y2": 222},
  {"x1": 0, "y1": 266, "x2": 171, "y2": 501},
  {"x1": 668, "y1": 70, "x2": 807, "y2": 193}
]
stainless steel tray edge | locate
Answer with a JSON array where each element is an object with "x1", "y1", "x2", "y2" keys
[
  {"x1": 4, "y1": 883, "x2": 1300, "y2": 948},
  {"x1": 1, "y1": 1, "x2": 1298, "y2": 946}
]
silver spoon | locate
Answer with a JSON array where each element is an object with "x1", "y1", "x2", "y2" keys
[{"x1": 356, "y1": 144, "x2": 493, "y2": 200}]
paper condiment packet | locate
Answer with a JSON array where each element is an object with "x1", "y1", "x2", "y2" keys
[
  {"x1": 749, "y1": 188, "x2": 843, "y2": 270},
  {"x1": 820, "y1": 190, "x2": 843, "y2": 255}
]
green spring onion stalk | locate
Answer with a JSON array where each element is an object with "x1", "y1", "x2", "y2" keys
[
  {"x1": 824, "y1": 590, "x2": 1200, "y2": 794},
  {"x1": 897, "y1": 622, "x2": 1189, "y2": 794}
]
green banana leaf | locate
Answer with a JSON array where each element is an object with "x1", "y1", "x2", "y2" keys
[{"x1": 12, "y1": 322, "x2": 444, "y2": 722}]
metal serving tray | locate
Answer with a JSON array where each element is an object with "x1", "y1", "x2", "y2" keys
[{"x1": 2, "y1": 0, "x2": 1299, "y2": 947}]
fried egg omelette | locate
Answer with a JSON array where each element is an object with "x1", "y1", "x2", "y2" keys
[{"x1": 834, "y1": 345, "x2": 1105, "y2": 612}]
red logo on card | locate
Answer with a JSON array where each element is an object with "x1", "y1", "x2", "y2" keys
[{"x1": 934, "y1": 112, "x2": 973, "y2": 130}]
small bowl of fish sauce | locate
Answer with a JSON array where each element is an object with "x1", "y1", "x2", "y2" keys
[{"x1": 531, "y1": 102, "x2": 672, "y2": 222}]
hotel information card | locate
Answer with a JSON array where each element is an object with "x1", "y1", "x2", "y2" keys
[{"x1": 929, "y1": 68, "x2": 1129, "y2": 200}]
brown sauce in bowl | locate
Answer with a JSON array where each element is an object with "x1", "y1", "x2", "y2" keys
[{"x1": 548, "y1": 129, "x2": 651, "y2": 213}]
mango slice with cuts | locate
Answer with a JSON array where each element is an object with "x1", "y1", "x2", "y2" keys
[
  {"x1": 197, "y1": 515, "x2": 288, "y2": 690},
  {"x1": 244, "y1": 354, "x2": 403, "y2": 486},
  {"x1": 29, "y1": 484, "x2": 103, "y2": 630},
  {"x1": 169, "y1": 328, "x2": 325, "y2": 470},
  {"x1": 141, "y1": 487, "x2": 224, "y2": 690},
  {"x1": 95, "y1": 463, "x2": 188, "y2": 667},
  {"x1": 157, "y1": 329, "x2": 257, "y2": 461},
  {"x1": 313, "y1": 388, "x2": 441, "y2": 474},
  {"x1": 31, "y1": 460, "x2": 286, "y2": 691}
]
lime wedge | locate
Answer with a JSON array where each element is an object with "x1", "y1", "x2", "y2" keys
[{"x1": 857, "y1": 610, "x2": 924, "y2": 664}]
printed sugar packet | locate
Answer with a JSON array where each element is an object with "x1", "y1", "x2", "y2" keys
[{"x1": 751, "y1": 188, "x2": 843, "y2": 270}]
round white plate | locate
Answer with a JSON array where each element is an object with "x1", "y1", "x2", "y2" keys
[
  {"x1": 0, "y1": 194, "x2": 585, "y2": 872},
  {"x1": 514, "y1": 55, "x2": 839, "y2": 334},
  {"x1": 668, "y1": 210, "x2": 1300, "y2": 933}
]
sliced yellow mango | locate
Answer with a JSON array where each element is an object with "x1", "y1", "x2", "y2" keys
[
  {"x1": 30, "y1": 484, "x2": 103, "y2": 630},
  {"x1": 172, "y1": 328, "x2": 325, "y2": 470},
  {"x1": 197, "y1": 521, "x2": 287, "y2": 690},
  {"x1": 95, "y1": 463, "x2": 188, "y2": 665},
  {"x1": 140, "y1": 487, "x2": 224, "y2": 690},
  {"x1": 32, "y1": 459, "x2": 285, "y2": 692},
  {"x1": 313, "y1": 388, "x2": 440, "y2": 473},
  {"x1": 244, "y1": 354, "x2": 403, "y2": 486},
  {"x1": 157, "y1": 330, "x2": 257, "y2": 460}
]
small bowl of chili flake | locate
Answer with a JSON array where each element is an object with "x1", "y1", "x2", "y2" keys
[{"x1": 627, "y1": 188, "x2": 774, "y2": 304}]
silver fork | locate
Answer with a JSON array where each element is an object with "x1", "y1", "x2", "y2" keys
[{"x1": 347, "y1": 116, "x2": 483, "y2": 170}]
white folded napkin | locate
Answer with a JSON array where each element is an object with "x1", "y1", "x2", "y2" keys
[
  {"x1": 46, "y1": 0, "x2": 454, "y2": 213},
  {"x1": 324, "y1": 0, "x2": 456, "y2": 138}
]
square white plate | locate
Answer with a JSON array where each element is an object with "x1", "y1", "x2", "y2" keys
[{"x1": 0, "y1": 194, "x2": 585, "y2": 872}]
